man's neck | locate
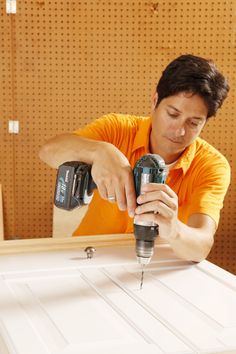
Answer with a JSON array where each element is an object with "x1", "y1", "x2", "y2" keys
[{"x1": 149, "y1": 143, "x2": 185, "y2": 164}]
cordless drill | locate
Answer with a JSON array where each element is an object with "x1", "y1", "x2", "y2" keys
[{"x1": 54, "y1": 155, "x2": 167, "y2": 266}]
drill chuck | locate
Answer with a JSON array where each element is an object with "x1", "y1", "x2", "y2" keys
[
  {"x1": 136, "y1": 240, "x2": 154, "y2": 265},
  {"x1": 134, "y1": 224, "x2": 158, "y2": 265}
]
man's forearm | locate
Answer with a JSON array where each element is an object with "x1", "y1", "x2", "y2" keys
[
  {"x1": 169, "y1": 220, "x2": 214, "y2": 262},
  {"x1": 39, "y1": 133, "x2": 106, "y2": 169}
]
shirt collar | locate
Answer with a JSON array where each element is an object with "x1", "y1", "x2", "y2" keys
[
  {"x1": 172, "y1": 139, "x2": 197, "y2": 175},
  {"x1": 132, "y1": 117, "x2": 152, "y2": 153}
]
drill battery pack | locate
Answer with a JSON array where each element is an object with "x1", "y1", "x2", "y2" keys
[{"x1": 54, "y1": 161, "x2": 96, "y2": 210}]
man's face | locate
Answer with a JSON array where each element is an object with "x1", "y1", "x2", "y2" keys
[{"x1": 150, "y1": 92, "x2": 208, "y2": 163}]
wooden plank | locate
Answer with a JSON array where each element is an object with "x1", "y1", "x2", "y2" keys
[
  {"x1": 0, "y1": 234, "x2": 168, "y2": 255},
  {"x1": 0, "y1": 234, "x2": 135, "y2": 254}
]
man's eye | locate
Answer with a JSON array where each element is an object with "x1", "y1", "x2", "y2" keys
[
  {"x1": 190, "y1": 120, "x2": 200, "y2": 127},
  {"x1": 168, "y1": 112, "x2": 178, "y2": 118}
]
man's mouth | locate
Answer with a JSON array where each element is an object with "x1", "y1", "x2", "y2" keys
[{"x1": 165, "y1": 136, "x2": 183, "y2": 144}]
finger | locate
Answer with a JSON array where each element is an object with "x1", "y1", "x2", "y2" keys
[
  {"x1": 97, "y1": 182, "x2": 109, "y2": 200},
  {"x1": 141, "y1": 183, "x2": 176, "y2": 198},
  {"x1": 137, "y1": 190, "x2": 177, "y2": 210},
  {"x1": 135, "y1": 211, "x2": 165, "y2": 224},
  {"x1": 107, "y1": 195, "x2": 116, "y2": 203},
  {"x1": 106, "y1": 183, "x2": 117, "y2": 203},
  {"x1": 135, "y1": 200, "x2": 174, "y2": 218},
  {"x1": 125, "y1": 175, "x2": 137, "y2": 217},
  {"x1": 113, "y1": 182, "x2": 126, "y2": 210}
]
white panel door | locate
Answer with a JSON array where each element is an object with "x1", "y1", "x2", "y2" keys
[{"x1": 0, "y1": 244, "x2": 235, "y2": 354}]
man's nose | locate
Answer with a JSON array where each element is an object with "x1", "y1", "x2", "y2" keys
[{"x1": 175, "y1": 124, "x2": 185, "y2": 137}]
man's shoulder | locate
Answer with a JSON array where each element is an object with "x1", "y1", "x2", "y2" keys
[
  {"x1": 103, "y1": 113, "x2": 150, "y2": 126},
  {"x1": 91, "y1": 113, "x2": 151, "y2": 140},
  {"x1": 195, "y1": 137, "x2": 230, "y2": 168}
]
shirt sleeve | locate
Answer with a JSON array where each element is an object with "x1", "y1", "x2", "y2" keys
[
  {"x1": 187, "y1": 157, "x2": 231, "y2": 226},
  {"x1": 73, "y1": 113, "x2": 121, "y2": 145}
]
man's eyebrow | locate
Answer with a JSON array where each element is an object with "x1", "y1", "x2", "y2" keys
[
  {"x1": 167, "y1": 105, "x2": 205, "y2": 120},
  {"x1": 167, "y1": 105, "x2": 181, "y2": 113}
]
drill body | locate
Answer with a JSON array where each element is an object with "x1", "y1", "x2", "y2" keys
[{"x1": 54, "y1": 154, "x2": 167, "y2": 265}]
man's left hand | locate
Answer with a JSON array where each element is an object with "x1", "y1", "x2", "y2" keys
[{"x1": 134, "y1": 183, "x2": 179, "y2": 241}]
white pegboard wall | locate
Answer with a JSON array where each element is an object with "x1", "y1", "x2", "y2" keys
[{"x1": 0, "y1": 0, "x2": 235, "y2": 273}]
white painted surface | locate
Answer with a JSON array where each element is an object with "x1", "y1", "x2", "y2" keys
[{"x1": 0, "y1": 243, "x2": 235, "y2": 354}]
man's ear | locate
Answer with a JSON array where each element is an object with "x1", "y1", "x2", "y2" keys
[{"x1": 151, "y1": 92, "x2": 158, "y2": 111}]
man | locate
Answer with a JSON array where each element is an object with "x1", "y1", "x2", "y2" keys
[{"x1": 39, "y1": 54, "x2": 230, "y2": 262}]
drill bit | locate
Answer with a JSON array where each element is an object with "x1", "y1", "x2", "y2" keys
[{"x1": 140, "y1": 265, "x2": 145, "y2": 290}]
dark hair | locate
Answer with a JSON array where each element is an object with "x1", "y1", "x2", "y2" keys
[{"x1": 156, "y1": 54, "x2": 229, "y2": 118}]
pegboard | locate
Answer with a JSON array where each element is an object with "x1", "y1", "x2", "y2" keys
[
  {"x1": 0, "y1": 1, "x2": 15, "y2": 237},
  {"x1": 0, "y1": 0, "x2": 235, "y2": 273}
]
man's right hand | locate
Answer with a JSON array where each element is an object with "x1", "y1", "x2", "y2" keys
[
  {"x1": 91, "y1": 142, "x2": 136, "y2": 217},
  {"x1": 39, "y1": 133, "x2": 136, "y2": 217}
]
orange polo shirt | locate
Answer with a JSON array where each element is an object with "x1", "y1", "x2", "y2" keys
[{"x1": 72, "y1": 113, "x2": 230, "y2": 236}]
